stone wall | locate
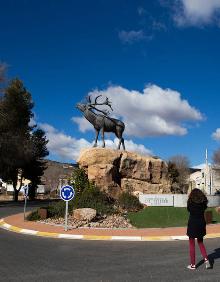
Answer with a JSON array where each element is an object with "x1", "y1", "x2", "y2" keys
[{"x1": 77, "y1": 148, "x2": 172, "y2": 198}]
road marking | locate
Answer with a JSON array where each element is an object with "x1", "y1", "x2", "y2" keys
[
  {"x1": 112, "y1": 236, "x2": 141, "y2": 241},
  {"x1": 20, "y1": 229, "x2": 38, "y2": 235},
  {"x1": 1, "y1": 218, "x2": 220, "y2": 241},
  {"x1": 206, "y1": 233, "x2": 220, "y2": 238},
  {"x1": 83, "y1": 235, "x2": 112, "y2": 240},
  {"x1": 2, "y1": 223, "x2": 11, "y2": 229},
  {"x1": 9, "y1": 225, "x2": 22, "y2": 232},
  {"x1": 171, "y1": 236, "x2": 188, "y2": 240},
  {"x1": 142, "y1": 236, "x2": 171, "y2": 241},
  {"x1": 58, "y1": 234, "x2": 84, "y2": 239},
  {"x1": 37, "y1": 231, "x2": 59, "y2": 237}
]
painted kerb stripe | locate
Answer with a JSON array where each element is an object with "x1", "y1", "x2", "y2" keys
[{"x1": 1, "y1": 219, "x2": 220, "y2": 241}]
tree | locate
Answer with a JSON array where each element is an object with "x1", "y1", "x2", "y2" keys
[
  {"x1": 23, "y1": 129, "x2": 49, "y2": 199},
  {"x1": 168, "y1": 155, "x2": 190, "y2": 194},
  {"x1": 212, "y1": 148, "x2": 220, "y2": 165},
  {"x1": 0, "y1": 62, "x2": 7, "y2": 119},
  {"x1": 0, "y1": 62, "x2": 7, "y2": 83},
  {"x1": 0, "y1": 79, "x2": 48, "y2": 201}
]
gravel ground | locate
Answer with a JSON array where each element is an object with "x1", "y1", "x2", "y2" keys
[{"x1": 38, "y1": 214, "x2": 134, "y2": 229}]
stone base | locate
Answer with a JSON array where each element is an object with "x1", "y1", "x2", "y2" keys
[{"x1": 77, "y1": 148, "x2": 172, "y2": 198}]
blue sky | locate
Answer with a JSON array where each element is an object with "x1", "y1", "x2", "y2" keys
[{"x1": 1, "y1": 0, "x2": 220, "y2": 166}]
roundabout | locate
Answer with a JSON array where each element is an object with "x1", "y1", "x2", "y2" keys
[{"x1": 1, "y1": 212, "x2": 220, "y2": 241}]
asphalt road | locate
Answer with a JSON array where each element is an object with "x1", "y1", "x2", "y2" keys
[{"x1": 1, "y1": 203, "x2": 220, "y2": 282}]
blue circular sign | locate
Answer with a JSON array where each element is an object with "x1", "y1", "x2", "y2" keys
[{"x1": 60, "y1": 185, "x2": 75, "y2": 201}]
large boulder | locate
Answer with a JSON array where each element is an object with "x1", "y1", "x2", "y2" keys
[
  {"x1": 78, "y1": 148, "x2": 122, "y2": 168},
  {"x1": 119, "y1": 151, "x2": 151, "y2": 180},
  {"x1": 72, "y1": 208, "x2": 96, "y2": 222},
  {"x1": 77, "y1": 148, "x2": 172, "y2": 198},
  {"x1": 88, "y1": 163, "x2": 121, "y2": 198}
]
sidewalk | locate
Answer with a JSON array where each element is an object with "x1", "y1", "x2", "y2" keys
[{"x1": 1, "y1": 213, "x2": 220, "y2": 241}]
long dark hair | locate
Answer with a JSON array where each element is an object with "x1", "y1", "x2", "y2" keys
[{"x1": 187, "y1": 188, "x2": 208, "y2": 205}]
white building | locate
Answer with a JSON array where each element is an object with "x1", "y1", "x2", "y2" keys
[{"x1": 190, "y1": 150, "x2": 220, "y2": 195}]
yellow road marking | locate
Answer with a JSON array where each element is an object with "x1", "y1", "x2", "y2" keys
[
  {"x1": 83, "y1": 235, "x2": 112, "y2": 240},
  {"x1": 37, "y1": 231, "x2": 59, "y2": 237},
  {"x1": 9, "y1": 226, "x2": 22, "y2": 232}
]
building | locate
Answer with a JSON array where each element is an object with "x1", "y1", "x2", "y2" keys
[{"x1": 190, "y1": 150, "x2": 220, "y2": 195}]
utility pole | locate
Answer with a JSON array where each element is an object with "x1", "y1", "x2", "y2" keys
[{"x1": 205, "y1": 148, "x2": 211, "y2": 195}]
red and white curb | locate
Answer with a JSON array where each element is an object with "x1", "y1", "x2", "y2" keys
[{"x1": 1, "y1": 218, "x2": 219, "y2": 241}]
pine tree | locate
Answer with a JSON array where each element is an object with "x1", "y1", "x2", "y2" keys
[
  {"x1": 0, "y1": 79, "x2": 48, "y2": 201},
  {"x1": 23, "y1": 129, "x2": 49, "y2": 199}
]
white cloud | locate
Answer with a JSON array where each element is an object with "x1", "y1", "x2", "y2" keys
[
  {"x1": 39, "y1": 123, "x2": 91, "y2": 162},
  {"x1": 73, "y1": 84, "x2": 203, "y2": 138},
  {"x1": 192, "y1": 163, "x2": 211, "y2": 169},
  {"x1": 118, "y1": 30, "x2": 146, "y2": 44},
  {"x1": 123, "y1": 139, "x2": 152, "y2": 156},
  {"x1": 71, "y1": 116, "x2": 93, "y2": 132},
  {"x1": 39, "y1": 123, "x2": 152, "y2": 162},
  {"x1": 174, "y1": 0, "x2": 220, "y2": 26},
  {"x1": 212, "y1": 128, "x2": 220, "y2": 141}
]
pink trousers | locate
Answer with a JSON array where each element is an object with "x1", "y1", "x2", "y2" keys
[{"x1": 189, "y1": 237, "x2": 208, "y2": 265}]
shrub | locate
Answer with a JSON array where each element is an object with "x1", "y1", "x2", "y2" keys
[
  {"x1": 118, "y1": 192, "x2": 143, "y2": 212},
  {"x1": 47, "y1": 201, "x2": 74, "y2": 218},
  {"x1": 69, "y1": 167, "x2": 116, "y2": 215},
  {"x1": 69, "y1": 168, "x2": 90, "y2": 207},
  {"x1": 26, "y1": 210, "x2": 41, "y2": 221},
  {"x1": 76, "y1": 183, "x2": 115, "y2": 215}
]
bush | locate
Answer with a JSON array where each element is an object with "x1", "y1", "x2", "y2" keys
[
  {"x1": 118, "y1": 192, "x2": 143, "y2": 212},
  {"x1": 26, "y1": 210, "x2": 41, "y2": 221},
  {"x1": 69, "y1": 168, "x2": 90, "y2": 207},
  {"x1": 47, "y1": 201, "x2": 74, "y2": 218},
  {"x1": 69, "y1": 167, "x2": 116, "y2": 215},
  {"x1": 76, "y1": 183, "x2": 115, "y2": 215}
]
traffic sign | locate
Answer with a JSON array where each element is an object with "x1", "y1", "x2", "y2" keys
[
  {"x1": 21, "y1": 184, "x2": 29, "y2": 197},
  {"x1": 60, "y1": 185, "x2": 75, "y2": 231},
  {"x1": 21, "y1": 184, "x2": 29, "y2": 221},
  {"x1": 60, "y1": 185, "x2": 75, "y2": 201}
]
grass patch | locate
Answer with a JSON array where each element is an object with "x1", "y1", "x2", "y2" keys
[{"x1": 128, "y1": 207, "x2": 220, "y2": 228}]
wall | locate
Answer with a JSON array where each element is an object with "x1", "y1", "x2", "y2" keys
[{"x1": 139, "y1": 194, "x2": 220, "y2": 207}]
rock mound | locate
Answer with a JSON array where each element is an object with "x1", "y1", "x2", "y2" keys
[{"x1": 77, "y1": 148, "x2": 172, "y2": 198}]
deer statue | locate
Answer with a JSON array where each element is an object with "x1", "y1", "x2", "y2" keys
[{"x1": 76, "y1": 95, "x2": 125, "y2": 150}]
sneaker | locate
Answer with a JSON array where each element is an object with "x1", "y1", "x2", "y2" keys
[
  {"x1": 205, "y1": 259, "x2": 211, "y2": 269},
  {"x1": 187, "y1": 264, "x2": 196, "y2": 270}
]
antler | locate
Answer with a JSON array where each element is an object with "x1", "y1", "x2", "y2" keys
[
  {"x1": 86, "y1": 95, "x2": 91, "y2": 103},
  {"x1": 89, "y1": 106, "x2": 111, "y2": 116},
  {"x1": 84, "y1": 95, "x2": 113, "y2": 116},
  {"x1": 91, "y1": 95, "x2": 113, "y2": 111}
]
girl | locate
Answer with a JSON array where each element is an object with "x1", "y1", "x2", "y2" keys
[{"x1": 187, "y1": 188, "x2": 211, "y2": 270}]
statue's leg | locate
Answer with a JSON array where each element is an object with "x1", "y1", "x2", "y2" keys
[
  {"x1": 122, "y1": 137, "x2": 125, "y2": 150},
  {"x1": 101, "y1": 128, "x2": 105, "y2": 148},
  {"x1": 117, "y1": 138, "x2": 121, "y2": 150},
  {"x1": 116, "y1": 128, "x2": 124, "y2": 150},
  {"x1": 93, "y1": 129, "x2": 99, "y2": 147}
]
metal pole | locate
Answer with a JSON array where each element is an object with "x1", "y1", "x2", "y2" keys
[
  {"x1": 65, "y1": 201, "x2": 68, "y2": 231},
  {"x1": 24, "y1": 196, "x2": 27, "y2": 221}
]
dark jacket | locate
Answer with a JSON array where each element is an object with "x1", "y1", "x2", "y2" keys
[{"x1": 187, "y1": 201, "x2": 207, "y2": 238}]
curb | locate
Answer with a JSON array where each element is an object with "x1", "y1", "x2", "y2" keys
[
  {"x1": 1, "y1": 218, "x2": 220, "y2": 241},
  {"x1": 0, "y1": 218, "x2": 191, "y2": 241}
]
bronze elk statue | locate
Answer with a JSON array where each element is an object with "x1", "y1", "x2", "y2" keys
[{"x1": 76, "y1": 95, "x2": 125, "y2": 150}]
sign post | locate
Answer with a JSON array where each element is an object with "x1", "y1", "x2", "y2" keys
[
  {"x1": 21, "y1": 185, "x2": 29, "y2": 221},
  {"x1": 60, "y1": 185, "x2": 75, "y2": 231}
]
